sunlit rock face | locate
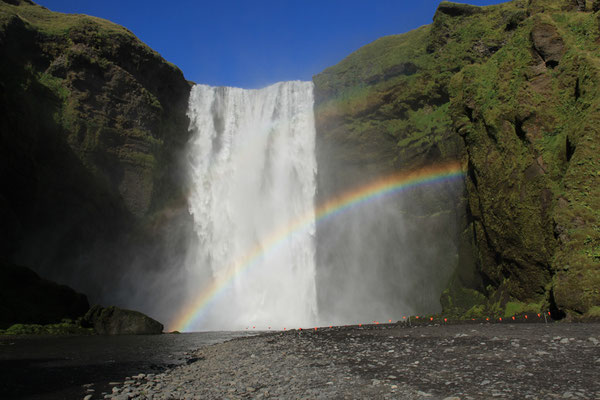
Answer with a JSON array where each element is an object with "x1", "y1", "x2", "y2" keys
[
  {"x1": 186, "y1": 82, "x2": 318, "y2": 330},
  {"x1": 313, "y1": 0, "x2": 600, "y2": 320}
]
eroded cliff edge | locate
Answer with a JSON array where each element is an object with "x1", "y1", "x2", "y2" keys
[
  {"x1": 0, "y1": 0, "x2": 193, "y2": 320},
  {"x1": 313, "y1": 0, "x2": 600, "y2": 319}
]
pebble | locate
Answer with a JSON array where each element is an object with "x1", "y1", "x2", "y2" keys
[{"x1": 99, "y1": 323, "x2": 600, "y2": 400}]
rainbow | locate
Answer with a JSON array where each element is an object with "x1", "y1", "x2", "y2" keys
[{"x1": 170, "y1": 161, "x2": 464, "y2": 332}]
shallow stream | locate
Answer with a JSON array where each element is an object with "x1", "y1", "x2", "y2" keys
[{"x1": 0, "y1": 331, "x2": 255, "y2": 399}]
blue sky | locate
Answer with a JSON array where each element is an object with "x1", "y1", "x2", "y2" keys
[{"x1": 38, "y1": 0, "x2": 505, "y2": 88}]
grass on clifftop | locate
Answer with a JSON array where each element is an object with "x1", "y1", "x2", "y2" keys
[{"x1": 1, "y1": 0, "x2": 133, "y2": 40}]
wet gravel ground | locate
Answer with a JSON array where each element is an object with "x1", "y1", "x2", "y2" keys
[{"x1": 104, "y1": 322, "x2": 600, "y2": 400}]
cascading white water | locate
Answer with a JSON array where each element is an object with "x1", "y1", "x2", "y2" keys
[{"x1": 186, "y1": 81, "x2": 318, "y2": 331}]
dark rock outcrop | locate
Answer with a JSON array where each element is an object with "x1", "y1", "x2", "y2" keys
[
  {"x1": 531, "y1": 22, "x2": 565, "y2": 68},
  {"x1": 83, "y1": 305, "x2": 163, "y2": 335},
  {"x1": 0, "y1": 261, "x2": 89, "y2": 329},
  {"x1": 436, "y1": 2, "x2": 483, "y2": 17}
]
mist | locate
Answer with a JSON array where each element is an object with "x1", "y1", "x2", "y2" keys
[
  {"x1": 161, "y1": 80, "x2": 465, "y2": 331},
  {"x1": 315, "y1": 179, "x2": 463, "y2": 326},
  {"x1": 14, "y1": 78, "x2": 464, "y2": 333}
]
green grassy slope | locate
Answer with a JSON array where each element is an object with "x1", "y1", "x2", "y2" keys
[
  {"x1": 313, "y1": 1, "x2": 528, "y2": 176},
  {"x1": 314, "y1": 0, "x2": 600, "y2": 319}
]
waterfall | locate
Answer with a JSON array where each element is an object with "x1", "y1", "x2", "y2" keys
[{"x1": 186, "y1": 81, "x2": 318, "y2": 331}]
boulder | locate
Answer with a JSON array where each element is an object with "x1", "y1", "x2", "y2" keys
[
  {"x1": 0, "y1": 261, "x2": 90, "y2": 329},
  {"x1": 531, "y1": 22, "x2": 565, "y2": 68},
  {"x1": 435, "y1": 2, "x2": 483, "y2": 17},
  {"x1": 83, "y1": 305, "x2": 163, "y2": 335}
]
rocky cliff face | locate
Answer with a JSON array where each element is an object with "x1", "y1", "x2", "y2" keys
[
  {"x1": 451, "y1": 0, "x2": 600, "y2": 318},
  {"x1": 0, "y1": 0, "x2": 193, "y2": 318},
  {"x1": 313, "y1": 0, "x2": 600, "y2": 319}
]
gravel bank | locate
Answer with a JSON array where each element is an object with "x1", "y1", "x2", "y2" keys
[{"x1": 101, "y1": 322, "x2": 600, "y2": 400}]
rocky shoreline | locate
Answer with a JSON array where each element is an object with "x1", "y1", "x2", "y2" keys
[{"x1": 100, "y1": 322, "x2": 600, "y2": 400}]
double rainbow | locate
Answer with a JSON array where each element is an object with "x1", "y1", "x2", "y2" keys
[{"x1": 170, "y1": 161, "x2": 464, "y2": 332}]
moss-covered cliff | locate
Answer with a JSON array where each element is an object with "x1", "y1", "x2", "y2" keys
[
  {"x1": 451, "y1": 0, "x2": 600, "y2": 318},
  {"x1": 0, "y1": 0, "x2": 192, "y2": 316},
  {"x1": 313, "y1": 0, "x2": 600, "y2": 319}
]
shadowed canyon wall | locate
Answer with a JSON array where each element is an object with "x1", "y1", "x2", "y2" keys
[{"x1": 0, "y1": 0, "x2": 194, "y2": 322}]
